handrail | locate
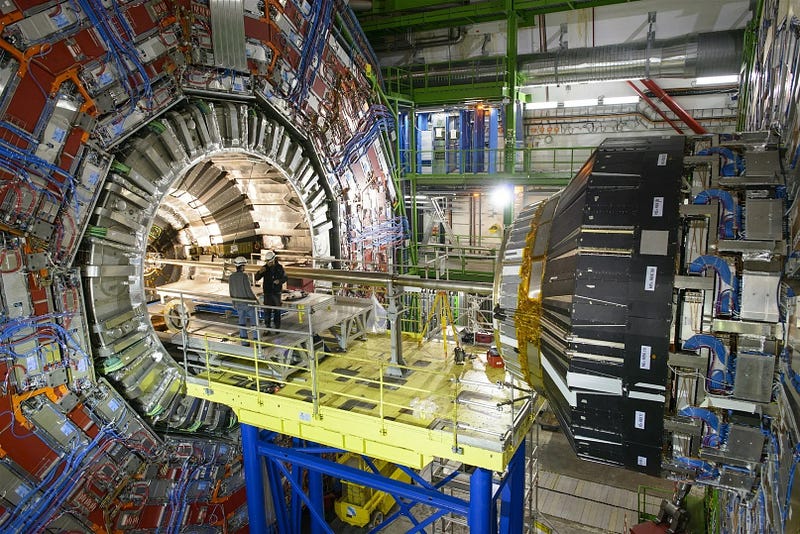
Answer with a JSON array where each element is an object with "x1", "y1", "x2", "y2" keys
[
  {"x1": 401, "y1": 145, "x2": 594, "y2": 181},
  {"x1": 171, "y1": 307, "x2": 519, "y2": 455}
]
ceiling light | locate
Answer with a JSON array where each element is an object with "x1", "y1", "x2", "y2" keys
[
  {"x1": 695, "y1": 75, "x2": 739, "y2": 86},
  {"x1": 491, "y1": 184, "x2": 513, "y2": 209},
  {"x1": 564, "y1": 98, "x2": 598, "y2": 108},
  {"x1": 526, "y1": 101, "x2": 558, "y2": 110},
  {"x1": 603, "y1": 96, "x2": 639, "y2": 105}
]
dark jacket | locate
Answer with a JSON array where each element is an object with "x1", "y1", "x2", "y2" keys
[{"x1": 255, "y1": 261, "x2": 287, "y2": 295}]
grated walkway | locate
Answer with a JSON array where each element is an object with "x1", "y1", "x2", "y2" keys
[{"x1": 536, "y1": 470, "x2": 666, "y2": 533}]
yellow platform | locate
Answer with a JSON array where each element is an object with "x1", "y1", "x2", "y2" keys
[{"x1": 184, "y1": 329, "x2": 538, "y2": 472}]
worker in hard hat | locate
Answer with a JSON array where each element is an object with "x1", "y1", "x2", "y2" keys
[
  {"x1": 255, "y1": 250, "x2": 287, "y2": 332},
  {"x1": 229, "y1": 256, "x2": 259, "y2": 345}
]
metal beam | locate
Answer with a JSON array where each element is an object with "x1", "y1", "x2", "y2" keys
[
  {"x1": 359, "y1": 0, "x2": 642, "y2": 34},
  {"x1": 256, "y1": 439, "x2": 471, "y2": 517},
  {"x1": 155, "y1": 258, "x2": 494, "y2": 294},
  {"x1": 411, "y1": 82, "x2": 508, "y2": 106},
  {"x1": 406, "y1": 173, "x2": 570, "y2": 187},
  {"x1": 241, "y1": 424, "x2": 269, "y2": 531},
  {"x1": 627, "y1": 80, "x2": 684, "y2": 135},
  {"x1": 640, "y1": 78, "x2": 708, "y2": 135}
]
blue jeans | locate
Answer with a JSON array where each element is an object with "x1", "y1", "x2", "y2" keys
[
  {"x1": 263, "y1": 293, "x2": 282, "y2": 329},
  {"x1": 234, "y1": 301, "x2": 257, "y2": 341}
]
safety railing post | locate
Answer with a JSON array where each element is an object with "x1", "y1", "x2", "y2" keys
[
  {"x1": 204, "y1": 334, "x2": 211, "y2": 390},
  {"x1": 307, "y1": 301, "x2": 319, "y2": 418}
]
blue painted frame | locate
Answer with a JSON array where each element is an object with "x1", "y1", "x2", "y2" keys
[{"x1": 241, "y1": 424, "x2": 527, "y2": 534}]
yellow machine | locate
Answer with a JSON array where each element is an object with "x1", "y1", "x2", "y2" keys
[{"x1": 334, "y1": 453, "x2": 412, "y2": 528}]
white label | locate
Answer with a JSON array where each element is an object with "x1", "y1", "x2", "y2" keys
[
  {"x1": 652, "y1": 197, "x2": 664, "y2": 217},
  {"x1": 60, "y1": 422, "x2": 74, "y2": 436},
  {"x1": 637, "y1": 456, "x2": 648, "y2": 466},
  {"x1": 108, "y1": 398, "x2": 120, "y2": 412},
  {"x1": 635, "y1": 410, "x2": 646, "y2": 429},
  {"x1": 644, "y1": 266, "x2": 657, "y2": 291},
  {"x1": 52, "y1": 127, "x2": 66, "y2": 144},
  {"x1": 657, "y1": 153, "x2": 668, "y2": 166},
  {"x1": 639, "y1": 345, "x2": 652, "y2": 370},
  {"x1": 26, "y1": 356, "x2": 38, "y2": 372},
  {"x1": 299, "y1": 411, "x2": 311, "y2": 422}
]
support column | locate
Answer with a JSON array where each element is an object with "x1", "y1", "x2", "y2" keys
[
  {"x1": 500, "y1": 440, "x2": 526, "y2": 534},
  {"x1": 488, "y1": 107, "x2": 499, "y2": 173},
  {"x1": 473, "y1": 105, "x2": 486, "y2": 172},
  {"x1": 386, "y1": 280, "x2": 407, "y2": 376},
  {"x1": 309, "y1": 467, "x2": 325, "y2": 534},
  {"x1": 460, "y1": 109, "x2": 472, "y2": 173},
  {"x1": 241, "y1": 424, "x2": 269, "y2": 531},
  {"x1": 504, "y1": 2, "x2": 519, "y2": 175},
  {"x1": 469, "y1": 467, "x2": 493, "y2": 534}
]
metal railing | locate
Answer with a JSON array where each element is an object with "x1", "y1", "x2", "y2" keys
[
  {"x1": 403, "y1": 145, "x2": 594, "y2": 182},
  {"x1": 154, "y1": 287, "x2": 523, "y2": 454}
]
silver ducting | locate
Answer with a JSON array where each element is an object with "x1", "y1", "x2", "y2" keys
[
  {"x1": 387, "y1": 30, "x2": 743, "y2": 90},
  {"x1": 519, "y1": 30, "x2": 744, "y2": 86}
]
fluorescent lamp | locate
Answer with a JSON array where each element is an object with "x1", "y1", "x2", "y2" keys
[
  {"x1": 526, "y1": 101, "x2": 558, "y2": 110},
  {"x1": 603, "y1": 96, "x2": 639, "y2": 105},
  {"x1": 695, "y1": 75, "x2": 739, "y2": 86},
  {"x1": 564, "y1": 98, "x2": 598, "y2": 108}
]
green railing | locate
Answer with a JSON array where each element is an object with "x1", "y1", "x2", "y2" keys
[
  {"x1": 637, "y1": 485, "x2": 673, "y2": 523},
  {"x1": 403, "y1": 145, "x2": 594, "y2": 184},
  {"x1": 384, "y1": 58, "x2": 507, "y2": 96}
]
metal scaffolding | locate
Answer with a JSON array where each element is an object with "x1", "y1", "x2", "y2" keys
[{"x1": 241, "y1": 426, "x2": 528, "y2": 533}]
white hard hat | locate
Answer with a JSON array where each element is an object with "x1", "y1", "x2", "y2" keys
[
  {"x1": 233, "y1": 256, "x2": 247, "y2": 266},
  {"x1": 262, "y1": 250, "x2": 276, "y2": 261}
]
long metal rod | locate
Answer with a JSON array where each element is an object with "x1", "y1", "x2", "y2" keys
[
  {"x1": 256, "y1": 440, "x2": 471, "y2": 516},
  {"x1": 640, "y1": 78, "x2": 708, "y2": 135},
  {"x1": 627, "y1": 80, "x2": 684, "y2": 134},
  {"x1": 154, "y1": 258, "x2": 494, "y2": 294}
]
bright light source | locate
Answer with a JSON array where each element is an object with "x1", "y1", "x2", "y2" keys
[
  {"x1": 526, "y1": 101, "x2": 558, "y2": 110},
  {"x1": 603, "y1": 96, "x2": 639, "y2": 105},
  {"x1": 564, "y1": 98, "x2": 598, "y2": 108},
  {"x1": 695, "y1": 75, "x2": 739, "y2": 86},
  {"x1": 491, "y1": 184, "x2": 514, "y2": 209}
]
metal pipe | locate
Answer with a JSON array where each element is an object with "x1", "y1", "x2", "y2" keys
[
  {"x1": 519, "y1": 30, "x2": 743, "y2": 86},
  {"x1": 389, "y1": 30, "x2": 742, "y2": 89},
  {"x1": 154, "y1": 258, "x2": 494, "y2": 294},
  {"x1": 640, "y1": 78, "x2": 708, "y2": 135},
  {"x1": 347, "y1": 0, "x2": 372, "y2": 10},
  {"x1": 627, "y1": 80, "x2": 684, "y2": 134}
]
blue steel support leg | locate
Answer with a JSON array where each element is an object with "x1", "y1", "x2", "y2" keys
[
  {"x1": 470, "y1": 467, "x2": 493, "y2": 534},
  {"x1": 500, "y1": 440, "x2": 526, "y2": 534},
  {"x1": 241, "y1": 424, "x2": 268, "y2": 532},
  {"x1": 309, "y1": 466, "x2": 324, "y2": 534},
  {"x1": 266, "y1": 458, "x2": 289, "y2": 533},
  {"x1": 291, "y1": 464, "x2": 303, "y2": 532}
]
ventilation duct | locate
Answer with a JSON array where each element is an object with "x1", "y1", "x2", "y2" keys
[
  {"x1": 519, "y1": 30, "x2": 744, "y2": 86},
  {"x1": 388, "y1": 30, "x2": 743, "y2": 90}
]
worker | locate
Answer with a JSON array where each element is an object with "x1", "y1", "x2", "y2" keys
[
  {"x1": 229, "y1": 256, "x2": 259, "y2": 345},
  {"x1": 256, "y1": 250, "x2": 287, "y2": 332}
]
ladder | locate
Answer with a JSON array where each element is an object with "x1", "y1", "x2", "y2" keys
[{"x1": 428, "y1": 196, "x2": 461, "y2": 249}]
